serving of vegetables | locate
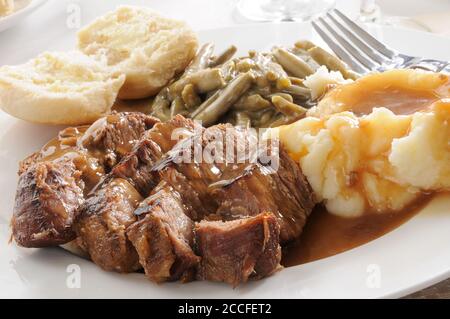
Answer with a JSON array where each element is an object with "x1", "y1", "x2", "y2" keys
[{"x1": 150, "y1": 40, "x2": 358, "y2": 128}]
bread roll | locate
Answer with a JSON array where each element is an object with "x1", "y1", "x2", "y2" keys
[
  {"x1": 77, "y1": 6, "x2": 198, "y2": 100},
  {"x1": 0, "y1": 51, "x2": 125, "y2": 125},
  {"x1": 0, "y1": 0, "x2": 14, "y2": 17}
]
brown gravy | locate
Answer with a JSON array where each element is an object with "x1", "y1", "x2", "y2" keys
[
  {"x1": 282, "y1": 195, "x2": 433, "y2": 267},
  {"x1": 38, "y1": 126, "x2": 105, "y2": 193},
  {"x1": 346, "y1": 86, "x2": 439, "y2": 116},
  {"x1": 112, "y1": 98, "x2": 154, "y2": 114}
]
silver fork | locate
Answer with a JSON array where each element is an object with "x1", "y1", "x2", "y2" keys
[{"x1": 311, "y1": 9, "x2": 450, "y2": 75}]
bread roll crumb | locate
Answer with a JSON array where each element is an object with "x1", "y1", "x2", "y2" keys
[
  {"x1": 0, "y1": 0, "x2": 14, "y2": 17},
  {"x1": 77, "y1": 6, "x2": 198, "y2": 99},
  {"x1": 0, "y1": 51, "x2": 125, "y2": 125}
]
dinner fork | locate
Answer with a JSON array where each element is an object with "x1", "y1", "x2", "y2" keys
[{"x1": 311, "y1": 9, "x2": 450, "y2": 75}]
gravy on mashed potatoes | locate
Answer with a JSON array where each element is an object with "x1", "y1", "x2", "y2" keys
[{"x1": 270, "y1": 69, "x2": 450, "y2": 217}]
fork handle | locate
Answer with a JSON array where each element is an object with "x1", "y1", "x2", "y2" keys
[{"x1": 408, "y1": 59, "x2": 450, "y2": 73}]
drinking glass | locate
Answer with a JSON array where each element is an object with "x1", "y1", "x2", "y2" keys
[{"x1": 236, "y1": 0, "x2": 336, "y2": 22}]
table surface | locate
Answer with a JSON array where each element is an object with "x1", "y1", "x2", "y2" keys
[{"x1": 0, "y1": 0, "x2": 449, "y2": 299}]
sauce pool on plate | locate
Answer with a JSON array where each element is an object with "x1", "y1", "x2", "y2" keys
[{"x1": 282, "y1": 195, "x2": 433, "y2": 267}]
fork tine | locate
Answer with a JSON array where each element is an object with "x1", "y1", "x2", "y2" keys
[
  {"x1": 326, "y1": 12, "x2": 386, "y2": 65},
  {"x1": 318, "y1": 17, "x2": 379, "y2": 70},
  {"x1": 311, "y1": 21, "x2": 368, "y2": 74},
  {"x1": 334, "y1": 9, "x2": 397, "y2": 59}
]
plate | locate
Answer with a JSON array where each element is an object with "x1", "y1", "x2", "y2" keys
[
  {"x1": 0, "y1": 21, "x2": 450, "y2": 299},
  {"x1": 0, "y1": 0, "x2": 47, "y2": 33}
]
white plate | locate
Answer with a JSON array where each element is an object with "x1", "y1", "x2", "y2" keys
[
  {"x1": 0, "y1": 22, "x2": 450, "y2": 299},
  {"x1": 0, "y1": 0, "x2": 47, "y2": 33}
]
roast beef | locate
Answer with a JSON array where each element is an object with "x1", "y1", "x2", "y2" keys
[
  {"x1": 152, "y1": 122, "x2": 315, "y2": 243},
  {"x1": 75, "y1": 178, "x2": 143, "y2": 272},
  {"x1": 12, "y1": 112, "x2": 158, "y2": 247},
  {"x1": 12, "y1": 158, "x2": 84, "y2": 247},
  {"x1": 127, "y1": 182, "x2": 199, "y2": 282},
  {"x1": 12, "y1": 113, "x2": 315, "y2": 286},
  {"x1": 195, "y1": 213, "x2": 281, "y2": 286}
]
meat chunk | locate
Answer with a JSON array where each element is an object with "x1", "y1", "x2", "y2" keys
[
  {"x1": 127, "y1": 182, "x2": 199, "y2": 283},
  {"x1": 153, "y1": 123, "x2": 315, "y2": 242},
  {"x1": 195, "y1": 213, "x2": 281, "y2": 286},
  {"x1": 112, "y1": 115, "x2": 199, "y2": 196},
  {"x1": 12, "y1": 159, "x2": 84, "y2": 247},
  {"x1": 212, "y1": 144, "x2": 315, "y2": 243},
  {"x1": 80, "y1": 112, "x2": 159, "y2": 170},
  {"x1": 11, "y1": 112, "x2": 158, "y2": 248},
  {"x1": 75, "y1": 178, "x2": 142, "y2": 272}
]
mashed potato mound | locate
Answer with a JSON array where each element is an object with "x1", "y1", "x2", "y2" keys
[
  {"x1": 270, "y1": 101, "x2": 450, "y2": 217},
  {"x1": 303, "y1": 65, "x2": 351, "y2": 100}
]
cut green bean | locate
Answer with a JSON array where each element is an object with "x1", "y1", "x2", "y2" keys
[
  {"x1": 170, "y1": 97, "x2": 186, "y2": 118},
  {"x1": 151, "y1": 90, "x2": 171, "y2": 121},
  {"x1": 234, "y1": 111, "x2": 251, "y2": 128},
  {"x1": 272, "y1": 47, "x2": 314, "y2": 78},
  {"x1": 282, "y1": 85, "x2": 311, "y2": 98},
  {"x1": 268, "y1": 113, "x2": 304, "y2": 127},
  {"x1": 186, "y1": 43, "x2": 215, "y2": 74},
  {"x1": 233, "y1": 94, "x2": 271, "y2": 111},
  {"x1": 269, "y1": 93, "x2": 293, "y2": 103},
  {"x1": 171, "y1": 68, "x2": 225, "y2": 94},
  {"x1": 294, "y1": 40, "x2": 316, "y2": 51},
  {"x1": 252, "y1": 52, "x2": 291, "y2": 88},
  {"x1": 271, "y1": 95, "x2": 308, "y2": 117},
  {"x1": 308, "y1": 46, "x2": 359, "y2": 80},
  {"x1": 181, "y1": 84, "x2": 201, "y2": 109},
  {"x1": 288, "y1": 76, "x2": 305, "y2": 86},
  {"x1": 193, "y1": 72, "x2": 254, "y2": 126},
  {"x1": 235, "y1": 58, "x2": 256, "y2": 72},
  {"x1": 210, "y1": 45, "x2": 237, "y2": 67}
]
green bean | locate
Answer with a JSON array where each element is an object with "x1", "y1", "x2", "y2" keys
[
  {"x1": 255, "y1": 75, "x2": 270, "y2": 88},
  {"x1": 272, "y1": 47, "x2": 314, "y2": 78},
  {"x1": 308, "y1": 46, "x2": 359, "y2": 80},
  {"x1": 220, "y1": 60, "x2": 237, "y2": 81},
  {"x1": 288, "y1": 76, "x2": 305, "y2": 86},
  {"x1": 209, "y1": 45, "x2": 237, "y2": 67},
  {"x1": 294, "y1": 40, "x2": 316, "y2": 51},
  {"x1": 252, "y1": 109, "x2": 275, "y2": 127},
  {"x1": 235, "y1": 58, "x2": 256, "y2": 73},
  {"x1": 193, "y1": 72, "x2": 254, "y2": 126},
  {"x1": 190, "y1": 89, "x2": 221, "y2": 119},
  {"x1": 181, "y1": 84, "x2": 201, "y2": 109},
  {"x1": 252, "y1": 52, "x2": 291, "y2": 89},
  {"x1": 234, "y1": 111, "x2": 251, "y2": 128},
  {"x1": 268, "y1": 93, "x2": 293, "y2": 103},
  {"x1": 271, "y1": 95, "x2": 308, "y2": 117},
  {"x1": 282, "y1": 85, "x2": 311, "y2": 98},
  {"x1": 151, "y1": 89, "x2": 171, "y2": 121},
  {"x1": 268, "y1": 113, "x2": 304, "y2": 128},
  {"x1": 233, "y1": 94, "x2": 271, "y2": 111},
  {"x1": 171, "y1": 68, "x2": 225, "y2": 94},
  {"x1": 170, "y1": 97, "x2": 186, "y2": 118},
  {"x1": 186, "y1": 43, "x2": 215, "y2": 74}
]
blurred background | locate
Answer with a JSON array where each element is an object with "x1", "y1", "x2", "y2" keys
[{"x1": 0, "y1": 0, "x2": 450, "y2": 67}]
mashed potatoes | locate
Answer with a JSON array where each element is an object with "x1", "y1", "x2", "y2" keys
[{"x1": 270, "y1": 70, "x2": 450, "y2": 217}]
